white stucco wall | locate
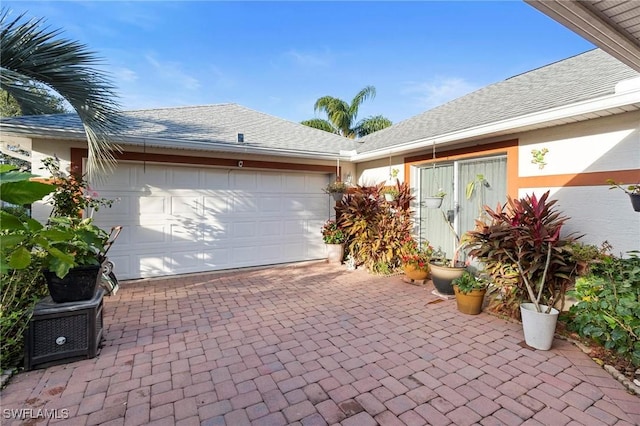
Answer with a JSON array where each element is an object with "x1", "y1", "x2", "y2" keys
[
  {"x1": 518, "y1": 111, "x2": 640, "y2": 176},
  {"x1": 518, "y1": 112, "x2": 640, "y2": 256},
  {"x1": 518, "y1": 186, "x2": 639, "y2": 256},
  {"x1": 356, "y1": 156, "x2": 405, "y2": 186}
]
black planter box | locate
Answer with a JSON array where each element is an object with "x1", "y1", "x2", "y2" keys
[{"x1": 24, "y1": 289, "x2": 104, "y2": 370}]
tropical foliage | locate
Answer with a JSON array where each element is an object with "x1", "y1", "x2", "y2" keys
[
  {"x1": 336, "y1": 182, "x2": 414, "y2": 274},
  {"x1": 301, "y1": 86, "x2": 392, "y2": 138},
  {"x1": 0, "y1": 8, "x2": 124, "y2": 175},
  {"x1": 567, "y1": 253, "x2": 640, "y2": 367},
  {"x1": 463, "y1": 191, "x2": 579, "y2": 319}
]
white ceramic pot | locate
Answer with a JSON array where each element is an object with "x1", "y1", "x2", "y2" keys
[
  {"x1": 520, "y1": 303, "x2": 559, "y2": 350},
  {"x1": 326, "y1": 243, "x2": 345, "y2": 264}
]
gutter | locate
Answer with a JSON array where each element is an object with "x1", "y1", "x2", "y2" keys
[
  {"x1": 351, "y1": 86, "x2": 640, "y2": 162},
  {"x1": 0, "y1": 126, "x2": 353, "y2": 162}
]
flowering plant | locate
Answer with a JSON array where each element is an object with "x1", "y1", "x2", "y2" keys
[
  {"x1": 41, "y1": 157, "x2": 115, "y2": 218},
  {"x1": 321, "y1": 219, "x2": 346, "y2": 244},
  {"x1": 400, "y1": 236, "x2": 434, "y2": 271}
]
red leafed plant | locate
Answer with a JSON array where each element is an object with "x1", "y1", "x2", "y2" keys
[
  {"x1": 400, "y1": 235, "x2": 434, "y2": 271},
  {"x1": 463, "y1": 191, "x2": 580, "y2": 319},
  {"x1": 335, "y1": 182, "x2": 414, "y2": 275}
]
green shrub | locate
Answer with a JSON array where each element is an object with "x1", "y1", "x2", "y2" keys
[
  {"x1": 567, "y1": 253, "x2": 640, "y2": 367},
  {"x1": 0, "y1": 262, "x2": 48, "y2": 370},
  {"x1": 336, "y1": 182, "x2": 414, "y2": 274}
]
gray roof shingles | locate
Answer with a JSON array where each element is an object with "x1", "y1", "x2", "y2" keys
[
  {"x1": 356, "y1": 49, "x2": 639, "y2": 153},
  {"x1": 1, "y1": 103, "x2": 358, "y2": 156},
  {"x1": 1, "y1": 49, "x2": 637, "y2": 158}
]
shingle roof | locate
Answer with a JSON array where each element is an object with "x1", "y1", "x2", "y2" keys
[
  {"x1": 356, "y1": 49, "x2": 639, "y2": 153},
  {"x1": 1, "y1": 103, "x2": 357, "y2": 157}
]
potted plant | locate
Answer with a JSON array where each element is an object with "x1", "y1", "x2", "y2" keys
[
  {"x1": 606, "y1": 179, "x2": 640, "y2": 212},
  {"x1": 463, "y1": 191, "x2": 579, "y2": 350},
  {"x1": 381, "y1": 186, "x2": 400, "y2": 202},
  {"x1": 321, "y1": 219, "x2": 346, "y2": 264},
  {"x1": 424, "y1": 189, "x2": 446, "y2": 209},
  {"x1": 323, "y1": 181, "x2": 348, "y2": 202},
  {"x1": 452, "y1": 271, "x2": 488, "y2": 315},
  {"x1": 400, "y1": 236, "x2": 433, "y2": 281},
  {"x1": 428, "y1": 210, "x2": 467, "y2": 295},
  {"x1": 1, "y1": 161, "x2": 113, "y2": 303}
]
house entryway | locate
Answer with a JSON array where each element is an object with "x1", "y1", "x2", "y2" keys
[{"x1": 417, "y1": 156, "x2": 507, "y2": 259}]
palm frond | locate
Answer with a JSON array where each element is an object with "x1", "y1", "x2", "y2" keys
[
  {"x1": 348, "y1": 86, "x2": 376, "y2": 117},
  {"x1": 0, "y1": 8, "x2": 124, "y2": 177},
  {"x1": 354, "y1": 115, "x2": 392, "y2": 137},
  {"x1": 300, "y1": 118, "x2": 338, "y2": 134}
]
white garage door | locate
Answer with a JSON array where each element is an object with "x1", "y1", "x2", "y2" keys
[{"x1": 91, "y1": 161, "x2": 331, "y2": 280}]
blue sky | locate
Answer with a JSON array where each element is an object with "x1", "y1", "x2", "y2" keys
[{"x1": 4, "y1": 1, "x2": 594, "y2": 125}]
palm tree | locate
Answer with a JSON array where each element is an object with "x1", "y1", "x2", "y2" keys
[
  {"x1": 0, "y1": 9, "x2": 123, "y2": 176},
  {"x1": 301, "y1": 86, "x2": 392, "y2": 138}
]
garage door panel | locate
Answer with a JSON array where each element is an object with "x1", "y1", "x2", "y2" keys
[
  {"x1": 172, "y1": 168, "x2": 201, "y2": 188},
  {"x1": 232, "y1": 194, "x2": 259, "y2": 213},
  {"x1": 259, "y1": 221, "x2": 283, "y2": 236},
  {"x1": 133, "y1": 224, "x2": 167, "y2": 244},
  {"x1": 170, "y1": 223, "x2": 201, "y2": 243},
  {"x1": 259, "y1": 173, "x2": 283, "y2": 192},
  {"x1": 203, "y1": 248, "x2": 230, "y2": 268},
  {"x1": 284, "y1": 174, "x2": 309, "y2": 192},
  {"x1": 233, "y1": 172, "x2": 258, "y2": 190},
  {"x1": 170, "y1": 250, "x2": 201, "y2": 271},
  {"x1": 92, "y1": 161, "x2": 330, "y2": 279},
  {"x1": 259, "y1": 197, "x2": 283, "y2": 213},
  {"x1": 139, "y1": 254, "x2": 168, "y2": 277},
  {"x1": 137, "y1": 165, "x2": 168, "y2": 186},
  {"x1": 203, "y1": 195, "x2": 230, "y2": 214},
  {"x1": 139, "y1": 196, "x2": 167, "y2": 215},
  {"x1": 203, "y1": 169, "x2": 230, "y2": 189},
  {"x1": 171, "y1": 196, "x2": 202, "y2": 216}
]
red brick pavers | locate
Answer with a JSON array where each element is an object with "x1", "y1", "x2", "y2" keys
[{"x1": 2, "y1": 262, "x2": 638, "y2": 425}]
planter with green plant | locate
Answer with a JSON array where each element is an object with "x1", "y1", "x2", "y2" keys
[
  {"x1": 1, "y1": 161, "x2": 113, "y2": 303},
  {"x1": 452, "y1": 271, "x2": 488, "y2": 315},
  {"x1": 463, "y1": 191, "x2": 579, "y2": 350},
  {"x1": 323, "y1": 181, "x2": 348, "y2": 202},
  {"x1": 381, "y1": 186, "x2": 400, "y2": 202},
  {"x1": 424, "y1": 189, "x2": 446, "y2": 209},
  {"x1": 321, "y1": 219, "x2": 347, "y2": 264},
  {"x1": 606, "y1": 179, "x2": 640, "y2": 212}
]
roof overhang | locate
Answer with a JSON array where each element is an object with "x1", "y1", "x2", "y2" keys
[
  {"x1": 0, "y1": 126, "x2": 352, "y2": 161},
  {"x1": 352, "y1": 79, "x2": 640, "y2": 162},
  {"x1": 525, "y1": 0, "x2": 640, "y2": 72}
]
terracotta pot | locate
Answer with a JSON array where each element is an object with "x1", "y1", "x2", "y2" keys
[
  {"x1": 453, "y1": 285, "x2": 486, "y2": 315},
  {"x1": 429, "y1": 262, "x2": 466, "y2": 295},
  {"x1": 403, "y1": 264, "x2": 429, "y2": 281},
  {"x1": 326, "y1": 243, "x2": 344, "y2": 264}
]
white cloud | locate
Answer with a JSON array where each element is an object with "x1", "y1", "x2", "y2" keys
[
  {"x1": 284, "y1": 49, "x2": 333, "y2": 68},
  {"x1": 145, "y1": 54, "x2": 200, "y2": 91},
  {"x1": 403, "y1": 77, "x2": 478, "y2": 110},
  {"x1": 112, "y1": 67, "x2": 138, "y2": 83}
]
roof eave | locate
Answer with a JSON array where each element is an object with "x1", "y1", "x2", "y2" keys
[
  {"x1": 0, "y1": 126, "x2": 352, "y2": 161},
  {"x1": 352, "y1": 87, "x2": 640, "y2": 162}
]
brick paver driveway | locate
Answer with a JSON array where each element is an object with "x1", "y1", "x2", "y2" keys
[{"x1": 2, "y1": 262, "x2": 638, "y2": 425}]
